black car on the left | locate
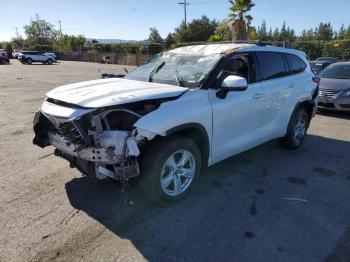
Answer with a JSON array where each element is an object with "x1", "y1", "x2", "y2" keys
[{"x1": 0, "y1": 49, "x2": 10, "y2": 64}]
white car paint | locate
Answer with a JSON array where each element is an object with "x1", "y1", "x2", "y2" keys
[
  {"x1": 46, "y1": 78, "x2": 188, "y2": 108},
  {"x1": 39, "y1": 43, "x2": 317, "y2": 170}
]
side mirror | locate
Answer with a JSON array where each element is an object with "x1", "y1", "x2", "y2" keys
[{"x1": 216, "y1": 75, "x2": 248, "y2": 99}]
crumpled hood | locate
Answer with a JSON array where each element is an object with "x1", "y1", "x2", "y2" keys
[{"x1": 46, "y1": 78, "x2": 188, "y2": 108}]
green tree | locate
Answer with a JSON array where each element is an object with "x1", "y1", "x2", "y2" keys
[
  {"x1": 75, "y1": 35, "x2": 86, "y2": 51},
  {"x1": 257, "y1": 20, "x2": 267, "y2": 41},
  {"x1": 228, "y1": 0, "x2": 255, "y2": 41},
  {"x1": 174, "y1": 16, "x2": 218, "y2": 42},
  {"x1": 279, "y1": 22, "x2": 287, "y2": 41},
  {"x1": 165, "y1": 33, "x2": 175, "y2": 48},
  {"x1": 267, "y1": 27, "x2": 273, "y2": 41},
  {"x1": 215, "y1": 19, "x2": 231, "y2": 41},
  {"x1": 247, "y1": 26, "x2": 257, "y2": 40},
  {"x1": 338, "y1": 24, "x2": 346, "y2": 39},
  {"x1": 345, "y1": 25, "x2": 350, "y2": 39},
  {"x1": 24, "y1": 14, "x2": 57, "y2": 46},
  {"x1": 11, "y1": 36, "x2": 25, "y2": 49},
  {"x1": 315, "y1": 22, "x2": 333, "y2": 41},
  {"x1": 273, "y1": 28, "x2": 280, "y2": 42},
  {"x1": 149, "y1": 27, "x2": 163, "y2": 43}
]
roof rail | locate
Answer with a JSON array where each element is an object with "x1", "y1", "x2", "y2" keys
[
  {"x1": 211, "y1": 40, "x2": 291, "y2": 48},
  {"x1": 210, "y1": 40, "x2": 266, "y2": 46}
]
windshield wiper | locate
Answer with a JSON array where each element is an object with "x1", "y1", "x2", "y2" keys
[
  {"x1": 148, "y1": 61, "x2": 166, "y2": 82},
  {"x1": 173, "y1": 68, "x2": 187, "y2": 87}
]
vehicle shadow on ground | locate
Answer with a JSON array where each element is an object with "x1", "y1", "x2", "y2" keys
[
  {"x1": 317, "y1": 109, "x2": 350, "y2": 120},
  {"x1": 20, "y1": 64, "x2": 58, "y2": 66},
  {"x1": 65, "y1": 135, "x2": 350, "y2": 262}
]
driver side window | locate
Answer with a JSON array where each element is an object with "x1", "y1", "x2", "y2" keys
[{"x1": 219, "y1": 54, "x2": 256, "y2": 84}]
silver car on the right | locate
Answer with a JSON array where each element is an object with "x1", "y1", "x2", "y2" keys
[{"x1": 317, "y1": 62, "x2": 350, "y2": 111}]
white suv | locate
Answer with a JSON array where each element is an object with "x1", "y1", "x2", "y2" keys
[
  {"x1": 33, "y1": 43, "x2": 318, "y2": 202},
  {"x1": 19, "y1": 51, "x2": 55, "y2": 65}
]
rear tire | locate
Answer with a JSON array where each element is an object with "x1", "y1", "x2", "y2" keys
[
  {"x1": 280, "y1": 107, "x2": 309, "y2": 149},
  {"x1": 139, "y1": 135, "x2": 202, "y2": 203}
]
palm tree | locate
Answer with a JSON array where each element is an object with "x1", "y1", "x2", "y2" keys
[{"x1": 228, "y1": 0, "x2": 255, "y2": 41}]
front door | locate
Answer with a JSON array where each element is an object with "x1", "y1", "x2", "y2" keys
[{"x1": 208, "y1": 53, "x2": 265, "y2": 164}]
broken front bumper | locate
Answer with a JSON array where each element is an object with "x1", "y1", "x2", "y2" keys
[{"x1": 33, "y1": 110, "x2": 142, "y2": 180}]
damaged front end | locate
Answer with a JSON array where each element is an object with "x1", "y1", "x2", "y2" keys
[{"x1": 33, "y1": 98, "x2": 160, "y2": 181}]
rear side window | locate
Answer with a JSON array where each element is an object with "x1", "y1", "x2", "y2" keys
[
  {"x1": 285, "y1": 54, "x2": 306, "y2": 74},
  {"x1": 320, "y1": 64, "x2": 350, "y2": 79},
  {"x1": 257, "y1": 52, "x2": 288, "y2": 81}
]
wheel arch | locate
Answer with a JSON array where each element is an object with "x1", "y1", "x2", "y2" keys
[
  {"x1": 140, "y1": 123, "x2": 210, "y2": 168},
  {"x1": 165, "y1": 123, "x2": 210, "y2": 168},
  {"x1": 291, "y1": 99, "x2": 315, "y2": 127}
]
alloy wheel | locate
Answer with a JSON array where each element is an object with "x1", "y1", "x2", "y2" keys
[
  {"x1": 293, "y1": 114, "x2": 307, "y2": 145},
  {"x1": 160, "y1": 150, "x2": 196, "y2": 197}
]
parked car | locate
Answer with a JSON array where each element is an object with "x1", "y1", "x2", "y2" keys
[
  {"x1": 315, "y1": 62, "x2": 350, "y2": 111},
  {"x1": 19, "y1": 51, "x2": 55, "y2": 65},
  {"x1": 0, "y1": 54, "x2": 10, "y2": 65},
  {"x1": 12, "y1": 49, "x2": 23, "y2": 59},
  {"x1": 310, "y1": 61, "x2": 332, "y2": 75},
  {"x1": 0, "y1": 49, "x2": 9, "y2": 64},
  {"x1": 316, "y1": 57, "x2": 338, "y2": 63},
  {"x1": 33, "y1": 43, "x2": 318, "y2": 202},
  {"x1": 44, "y1": 52, "x2": 57, "y2": 62}
]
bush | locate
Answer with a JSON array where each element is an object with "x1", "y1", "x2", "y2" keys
[{"x1": 146, "y1": 43, "x2": 164, "y2": 55}]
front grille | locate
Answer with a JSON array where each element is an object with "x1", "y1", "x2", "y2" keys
[
  {"x1": 43, "y1": 114, "x2": 85, "y2": 145},
  {"x1": 54, "y1": 121, "x2": 84, "y2": 144},
  {"x1": 318, "y1": 89, "x2": 341, "y2": 99}
]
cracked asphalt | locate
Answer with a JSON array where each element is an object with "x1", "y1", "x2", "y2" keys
[{"x1": 1, "y1": 60, "x2": 350, "y2": 262}]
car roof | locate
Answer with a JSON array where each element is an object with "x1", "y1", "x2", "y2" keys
[
  {"x1": 169, "y1": 43, "x2": 306, "y2": 58},
  {"x1": 328, "y1": 62, "x2": 350, "y2": 66}
]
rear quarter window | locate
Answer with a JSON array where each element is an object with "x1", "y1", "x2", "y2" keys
[
  {"x1": 257, "y1": 52, "x2": 288, "y2": 81},
  {"x1": 285, "y1": 54, "x2": 306, "y2": 74}
]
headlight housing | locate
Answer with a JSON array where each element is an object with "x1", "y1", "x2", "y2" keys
[{"x1": 342, "y1": 89, "x2": 350, "y2": 97}]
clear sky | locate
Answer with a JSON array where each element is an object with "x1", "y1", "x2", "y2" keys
[{"x1": 0, "y1": 0, "x2": 349, "y2": 41}]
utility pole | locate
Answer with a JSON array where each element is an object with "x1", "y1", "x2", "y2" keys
[
  {"x1": 178, "y1": 0, "x2": 190, "y2": 26},
  {"x1": 58, "y1": 20, "x2": 63, "y2": 38},
  {"x1": 14, "y1": 27, "x2": 19, "y2": 39},
  {"x1": 58, "y1": 20, "x2": 63, "y2": 58}
]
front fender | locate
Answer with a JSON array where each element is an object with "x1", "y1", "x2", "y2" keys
[{"x1": 134, "y1": 89, "x2": 212, "y2": 138}]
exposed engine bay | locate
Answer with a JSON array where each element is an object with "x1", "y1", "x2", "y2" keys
[{"x1": 33, "y1": 97, "x2": 174, "y2": 181}]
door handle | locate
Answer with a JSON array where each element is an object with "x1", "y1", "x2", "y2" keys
[
  {"x1": 289, "y1": 83, "x2": 297, "y2": 89},
  {"x1": 252, "y1": 93, "x2": 264, "y2": 100}
]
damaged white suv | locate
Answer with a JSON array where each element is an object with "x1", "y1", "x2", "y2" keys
[{"x1": 33, "y1": 43, "x2": 318, "y2": 201}]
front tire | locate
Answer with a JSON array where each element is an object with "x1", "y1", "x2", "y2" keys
[
  {"x1": 47, "y1": 59, "x2": 53, "y2": 65},
  {"x1": 26, "y1": 58, "x2": 32, "y2": 64},
  {"x1": 280, "y1": 107, "x2": 309, "y2": 149},
  {"x1": 139, "y1": 135, "x2": 202, "y2": 202}
]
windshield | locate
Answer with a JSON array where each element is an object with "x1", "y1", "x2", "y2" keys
[
  {"x1": 125, "y1": 52, "x2": 221, "y2": 88},
  {"x1": 320, "y1": 63, "x2": 350, "y2": 79}
]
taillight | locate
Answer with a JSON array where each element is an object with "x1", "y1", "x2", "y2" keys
[{"x1": 312, "y1": 76, "x2": 320, "y2": 84}]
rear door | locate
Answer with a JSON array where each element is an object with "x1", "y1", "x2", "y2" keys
[
  {"x1": 256, "y1": 52, "x2": 294, "y2": 139},
  {"x1": 208, "y1": 53, "x2": 265, "y2": 163}
]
